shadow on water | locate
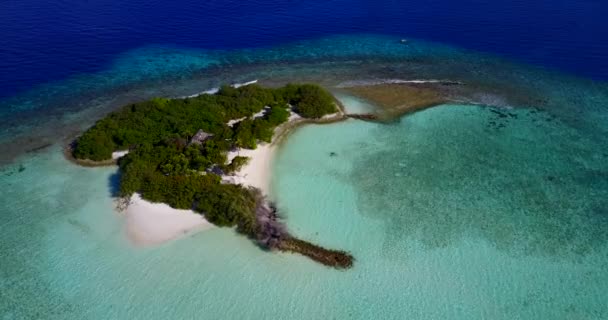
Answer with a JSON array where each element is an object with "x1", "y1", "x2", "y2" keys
[
  {"x1": 349, "y1": 103, "x2": 608, "y2": 260},
  {"x1": 108, "y1": 171, "x2": 122, "y2": 198}
]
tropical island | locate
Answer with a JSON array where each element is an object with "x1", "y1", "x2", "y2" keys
[
  {"x1": 70, "y1": 83, "x2": 355, "y2": 269},
  {"x1": 68, "y1": 79, "x2": 492, "y2": 269}
]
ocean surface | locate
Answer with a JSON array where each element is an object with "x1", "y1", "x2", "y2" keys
[
  {"x1": 2, "y1": 0, "x2": 608, "y2": 98},
  {"x1": 1, "y1": 0, "x2": 608, "y2": 319}
]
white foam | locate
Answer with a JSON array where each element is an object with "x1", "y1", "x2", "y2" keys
[
  {"x1": 232, "y1": 80, "x2": 258, "y2": 88},
  {"x1": 336, "y1": 78, "x2": 463, "y2": 88},
  {"x1": 180, "y1": 88, "x2": 219, "y2": 99},
  {"x1": 179, "y1": 79, "x2": 258, "y2": 99}
]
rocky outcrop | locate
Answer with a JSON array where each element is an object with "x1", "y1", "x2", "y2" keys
[
  {"x1": 251, "y1": 190, "x2": 354, "y2": 269},
  {"x1": 277, "y1": 237, "x2": 354, "y2": 269}
]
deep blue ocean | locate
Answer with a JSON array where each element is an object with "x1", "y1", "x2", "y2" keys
[{"x1": 1, "y1": 0, "x2": 607, "y2": 99}]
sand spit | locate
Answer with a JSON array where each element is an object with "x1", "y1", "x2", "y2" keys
[{"x1": 125, "y1": 193, "x2": 213, "y2": 246}]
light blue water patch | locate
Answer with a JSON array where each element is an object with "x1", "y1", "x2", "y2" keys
[
  {"x1": 350, "y1": 105, "x2": 608, "y2": 258},
  {"x1": 271, "y1": 106, "x2": 608, "y2": 318}
]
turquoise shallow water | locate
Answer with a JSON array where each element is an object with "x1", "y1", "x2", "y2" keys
[
  {"x1": 1, "y1": 35, "x2": 608, "y2": 319},
  {"x1": 272, "y1": 105, "x2": 608, "y2": 318}
]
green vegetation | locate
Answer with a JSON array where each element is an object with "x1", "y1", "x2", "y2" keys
[
  {"x1": 222, "y1": 156, "x2": 250, "y2": 174},
  {"x1": 74, "y1": 83, "x2": 336, "y2": 161},
  {"x1": 73, "y1": 83, "x2": 337, "y2": 238},
  {"x1": 280, "y1": 84, "x2": 337, "y2": 118}
]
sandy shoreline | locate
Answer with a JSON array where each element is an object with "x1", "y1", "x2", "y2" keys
[
  {"x1": 125, "y1": 193, "x2": 214, "y2": 246},
  {"x1": 224, "y1": 143, "x2": 275, "y2": 195},
  {"x1": 222, "y1": 111, "x2": 304, "y2": 194}
]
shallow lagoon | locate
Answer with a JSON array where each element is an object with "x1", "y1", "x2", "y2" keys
[{"x1": 272, "y1": 103, "x2": 608, "y2": 319}]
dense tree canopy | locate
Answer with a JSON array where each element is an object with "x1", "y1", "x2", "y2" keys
[
  {"x1": 281, "y1": 84, "x2": 337, "y2": 118},
  {"x1": 222, "y1": 156, "x2": 250, "y2": 174},
  {"x1": 73, "y1": 83, "x2": 338, "y2": 237},
  {"x1": 74, "y1": 83, "x2": 336, "y2": 161}
]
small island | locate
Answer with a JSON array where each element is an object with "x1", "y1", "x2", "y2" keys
[{"x1": 70, "y1": 83, "x2": 354, "y2": 269}]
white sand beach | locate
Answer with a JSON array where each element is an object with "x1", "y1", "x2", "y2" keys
[
  {"x1": 125, "y1": 193, "x2": 214, "y2": 246},
  {"x1": 222, "y1": 110, "x2": 304, "y2": 194},
  {"x1": 224, "y1": 143, "x2": 275, "y2": 194}
]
